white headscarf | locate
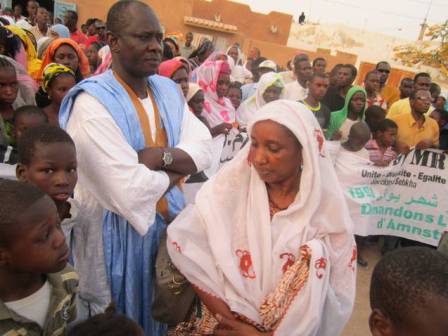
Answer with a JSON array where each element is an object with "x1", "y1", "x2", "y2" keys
[
  {"x1": 226, "y1": 45, "x2": 252, "y2": 83},
  {"x1": 168, "y1": 100, "x2": 356, "y2": 335},
  {"x1": 237, "y1": 72, "x2": 285, "y2": 126}
]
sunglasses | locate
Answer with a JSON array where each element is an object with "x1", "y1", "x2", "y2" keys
[{"x1": 377, "y1": 69, "x2": 390, "y2": 74}]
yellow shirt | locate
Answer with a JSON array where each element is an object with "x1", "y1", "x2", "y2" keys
[
  {"x1": 387, "y1": 98, "x2": 434, "y2": 118},
  {"x1": 390, "y1": 112, "x2": 439, "y2": 147},
  {"x1": 381, "y1": 85, "x2": 400, "y2": 109}
]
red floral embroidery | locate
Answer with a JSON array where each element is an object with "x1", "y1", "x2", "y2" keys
[
  {"x1": 314, "y1": 257, "x2": 327, "y2": 279},
  {"x1": 314, "y1": 129, "x2": 325, "y2": 157},
  {"x1": 280, "y1": 253, "x2": 296, "y2": 273},
  {"x1": 172, "y1": 241, "x2": 181, "y2": 253},
  {"x1": 348, "y1": 245, "x2": 357, "y2": 271},
  {"x1": 235, "y1": 249, "x2": 256, "y2": 279}
]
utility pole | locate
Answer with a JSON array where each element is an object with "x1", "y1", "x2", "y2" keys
[{"x1": 418, "y1": 0, "x2": 433, "y2": 41}]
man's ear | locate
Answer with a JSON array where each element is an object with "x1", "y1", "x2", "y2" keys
[
  {"x1": 107, "y1": 31, "x2": 119, "y2": 53},
  {"x1": 369, "y1": 309, "x2": 394, "y2": 336},
  {"x1": 0, "y1": 247, "x2": 11, "y2": 267},
  {"x1": 16, "y1": 163, "x2": 28, "y2": 181}
]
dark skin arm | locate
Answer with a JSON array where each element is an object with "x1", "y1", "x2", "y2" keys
[
  {"x1": 138, "y1": 147, "x2": 198, "y2": 175},
  {"x1": 193, "y1": 287, "x2": 273, "y2": 336},
  {"x1": 192, "y1": 285, "x2": 235, "y2": 321}
]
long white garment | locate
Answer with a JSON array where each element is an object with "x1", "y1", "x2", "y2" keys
[
  {"x1": 226, "y1": 46, "x2": 253, "y2": 84},
  {"x1": 66, "y1": 92, "x2": 213, "y2": 236},
  {"x1": 237, "y1": 72, "x2": 285, "y2": 127},
  {"x1": 168, "y1": 100, "x2": 356, "y2": 335},
  {"x1": 66, "y1": 91, "x2": 213, "y2": 316},
  {"x1": 285, "y1": 80, "x2": 308, "y2": 101}
]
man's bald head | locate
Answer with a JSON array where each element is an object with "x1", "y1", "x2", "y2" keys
[{"x1": 107, "y1": 0, "x2": 159, "y2": 36}]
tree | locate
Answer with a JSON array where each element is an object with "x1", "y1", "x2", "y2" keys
[{"x1": 394, "y1": 20, "x2": 448, "y2": 78}]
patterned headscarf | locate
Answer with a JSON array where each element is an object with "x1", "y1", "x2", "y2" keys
[
  {"x1": 37, "y1": 38, "x2": 90, "y2": 82},
  {"x1": 42, "y1": 62, "x2": 75, "y2": 92}
]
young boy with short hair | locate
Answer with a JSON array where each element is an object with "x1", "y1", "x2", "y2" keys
[
  {"x1": 16, "y1": 124, "x2": 111, "y2": 318},
  {"x1": 430, "y1": 108, "x2": 448, "y2": 150},
  {"x1": 365, "y1": 119, "x2": 398, "y2": 166},
  {"x1": 68, "y1": 304, "x2": 144, "y2": 336},
  {"x1": 0, "y1": 106, "x2": 47, "y2": 164},
  {"x1": 365, "y1": 105, "x2": 386, "y2": 133},
  {"x1": 0, "y1": 179, "x2": 78, "y2": 335},
  {"x1": 369, "y1": 247, "x2": 448, "y2": 336},
  {"x1": 341, "y1": 121, "x2": 371, "y2": 160},
  {"x1": 339, "y1": 121, "x2": 372, "y2": 267}
]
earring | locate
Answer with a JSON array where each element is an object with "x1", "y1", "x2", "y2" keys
[{"x1": 299, "y1": 163, "x2": 304, "y2": 171}]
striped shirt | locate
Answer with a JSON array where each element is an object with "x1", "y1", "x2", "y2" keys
[
  {"x1": 365, "y1": 139, "x2": 397, "y2": 166},
  {"x1": 0, "y1": 265, "x2": 78, "y2": 336}
]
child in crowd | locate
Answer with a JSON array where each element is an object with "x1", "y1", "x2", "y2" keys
[
  {"x1": 42, "y1": 63, "x2": 77, "y2": 127},
  {"x1": 0, "y1": 179, "x2": 78, "y2": 335},
  {"x1": 16, "y1": 124, "x2": 77, "y2": 222},
  {"x1": 13, "y1": 105, "x2": 48, "y2": 142},
  {"x1": 227, "y1": 82, "x2": 242, "y2": 111},
  {"x1": 187, "y1": 83, "x2": 232, "y2": 137},
  {"x1": 16, "y1": 124, "x2": 111, "y2": 318},
  {"x1": 341, "y1": 121, "x2": 371, "y2": 160},
  {"x1": 365, "y1": 105, "x2": 386, "y2": 133},
  {"x1": 68, "y1": 304, "x2": 144, "y2": 336},
  {"x1": 364, "y1": 70, "x2": 387, "y2": 109},
  {"x1": 430, "y1": 108, "x2": 448, "y2": 150},
  {"x1": 0, "y1": 105, "x2": 48, "y2": 164},
  {"x1": 0, "y1": 58, "x2": 19, "y2": 145},
  {"x1": 369, "y1": 247, "x2": 448, "y2": 336},
  {"x1": 340, "y1": 121, "x2": 372, "y2": 267},
  {"x1": 365, "y1": 119, "x2": 398, "y2": 166}
]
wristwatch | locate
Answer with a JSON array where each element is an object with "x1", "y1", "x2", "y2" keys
[{"x1": 161, "y1": 151, "x2": 174, "y2": 167}]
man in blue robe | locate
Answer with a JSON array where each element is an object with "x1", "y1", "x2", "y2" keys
[{"x1": 59, "y1": 1, "x2": 213, "y2": 334}]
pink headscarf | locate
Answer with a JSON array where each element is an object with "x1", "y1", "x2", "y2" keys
[
  {"x1": 195, "y1": 60, "x2": 235, "y2": 127},
  {"x1": 158, "y1": 58, "x2": 186, "y2": 78}
]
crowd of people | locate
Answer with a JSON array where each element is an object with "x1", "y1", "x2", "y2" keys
[{"x1": 0, "y1": 1, "x2": 447, "y2": 336}]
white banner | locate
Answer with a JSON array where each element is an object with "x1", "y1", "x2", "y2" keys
[
  {"x1": 335, "y1": 148, "x2": 448, "y2": 246},
  {"x1": 184, "y1": 128, "x2": 249, "y2": 204}
]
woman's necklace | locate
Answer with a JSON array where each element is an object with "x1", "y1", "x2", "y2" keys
[{"x1": 268, "y1": 194, "x2": 289, "y2": 217}]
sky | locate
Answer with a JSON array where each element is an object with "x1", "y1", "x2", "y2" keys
[{"x1": 232, "y1": 0, "x2": 448, "y2": 41}]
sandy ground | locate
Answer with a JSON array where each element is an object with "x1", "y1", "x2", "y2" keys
[{"x1": 341, "y1": 243, "x2": 382, "y2": 336}]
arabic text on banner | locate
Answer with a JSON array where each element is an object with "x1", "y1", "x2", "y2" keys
[{"x1": 335, "y1": 149, "x2": 447, "y2": 246}]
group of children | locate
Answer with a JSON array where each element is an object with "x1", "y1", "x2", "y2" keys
[{"x1": 1, "y1": 158, "x2": 447, "y2": 336}]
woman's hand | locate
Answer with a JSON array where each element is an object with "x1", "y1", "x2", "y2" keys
[
  {"x1": 330, "y1": 130, "x2": 342, "y2": 141},
  {"x1": 211, "y1": 122, "x2": 233, "y2": 137},
  {"x1": 214, "y1": 314, "x2": 273, "y2": 336}
]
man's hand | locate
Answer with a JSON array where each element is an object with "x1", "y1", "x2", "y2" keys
[
  {"x1": 395, "y1": 141, "x2": 411, "y2": 154},
  {"x1": 214, "y1": 314, "x2": 273, "y2": 336},
  {"x1": 138, "y1": 147, "x2": 163, "y2": 170},
  {"x1": 415, "y1": 139, "x2": 434, "y2": 150}
]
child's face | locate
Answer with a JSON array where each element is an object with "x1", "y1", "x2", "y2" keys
[
  {"x1": 377, "y1": 128, "x2": 397, "y2": 148},
  {"x1": 349, "y1": 92, "x2": 366, "y2": 116},
  {"x1": 217, "y1": 73, "x2": 230, "y2": 98},
  {"x1": 262, "y1": 85, "x2": 282, "y2": 104},
  {"x1": 227, "y1": 87, "x2": 242, "y2": 110},
  {"x1": 365, "y1": 74, "x2": 380, "y2": 94},
  {"x1": 430, "y1": 110, "x2": 445, "y2": 128},
  {"x1": 370, "y1": 298, "x2": 448, "y2": 336},
  {"x1": 14, "y1": 114, "x2": 47, "y2": 141},
  {"x1": 0, "y1": 196, "x2": 68, "y2": 274},
  {"x1": 48, "y1": 75, "x2": 76, "y2": 106},
  {"x1": 188, "y1": 90, "x2": 204, "y2": 116},
  {"x1": 17, "y1": 142, "x2": 77, "y2": 204},
  {"x1": 0, "y1": 68, "x2": 18, "y2": 105}
]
